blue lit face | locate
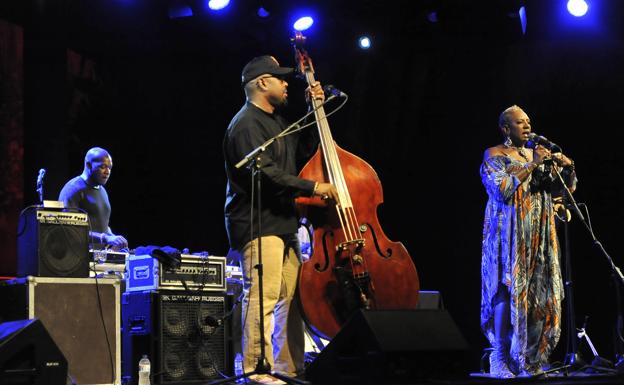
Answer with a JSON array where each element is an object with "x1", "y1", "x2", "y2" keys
[{"x1": 88, "y1": 156, "x2": 113, "y2": 186}]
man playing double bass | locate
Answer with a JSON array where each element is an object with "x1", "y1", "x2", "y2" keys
[{"x1": 223, "y1": 55, "x2": 337, "y2": 384}]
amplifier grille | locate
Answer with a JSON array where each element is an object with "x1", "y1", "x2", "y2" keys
[{"x1": 157, "y1": 293, "x2": 227, "y2": 383}]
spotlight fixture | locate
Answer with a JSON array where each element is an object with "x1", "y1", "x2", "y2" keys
[
  {"x1": 293, "y1": 16, "x2": 314, "y2": 31},
  {"x1": 358, "y1": 36, "x2": 371, "y2": 49},
  {"x1": 567, "y1": 0, "x2": 589, "y2": 17},
  {"x1": 518, "y1": 6, "x2": 527, "y2": 35},
  {"x1": 257, "y1": 7, "x2": 270, "y2": 18},
  {"x1": 168, "y1": 0, "x2": 193, "y2": 19},
  {"x1": 427, "y1": 11, "x2": 439, "y2": 23},
  {"x1": 208, "y1": 0, "x2": 230, "y2": 11}
]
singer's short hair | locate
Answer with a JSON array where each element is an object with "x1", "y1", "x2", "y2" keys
[{"x1": 498, "y1": 105, "x2": 524, "y2": 129}]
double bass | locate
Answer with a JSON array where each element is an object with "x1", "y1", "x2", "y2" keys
[{"x1": 293, "y1": 33, "x2": 420, "y2": 339}]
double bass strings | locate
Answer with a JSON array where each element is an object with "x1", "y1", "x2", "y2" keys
[{"x1": 306, "y1": 72, "x2": 361, "y2": 243}]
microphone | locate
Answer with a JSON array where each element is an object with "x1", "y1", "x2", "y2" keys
[
  {"x1": 323, "y1": 85, "x2": 347, "y2": 98},
  {"x1": 527, "y1": 133, "x2": 562, "y2": 153},
  {"x1": 36, "y1": 168, "x2": 46, "y2": 204}
]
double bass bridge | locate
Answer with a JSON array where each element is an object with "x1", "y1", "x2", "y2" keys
[
  {"x1": 333, "y1": 255, "x2": 373, "y2": 312},
  {"x1": 335, "y1": 239, "x2": 365, "y2": 264}
]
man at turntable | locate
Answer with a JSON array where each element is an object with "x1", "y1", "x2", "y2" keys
[{"x1": 59, "y1": 147, "x2": 128, "y2": 250}]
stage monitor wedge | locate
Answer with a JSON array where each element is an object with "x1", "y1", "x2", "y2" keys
[
  {"x1": 306, "y1": 309, "x2": 469, "y2": 384},
  {"x1": 0, "y1": 318, "x2": 68, "y2": 385}
]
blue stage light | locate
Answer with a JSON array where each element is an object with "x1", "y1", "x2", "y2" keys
[
  {"x1": 168, "y1": 3, "x2": 193, "y2": 19},
  {"x1": 518, "y1": 6, "x2": 527, "y2": 35},
  {"x1": 567, "y1": 0, "x2": 588, "y2": 17},
  {"x1": 257, "y1": 7, "x2": 270, "y2": 18},
  {"x1": 208, "y1": 0, "x2": 230, "y2": 11},
  {"x1": 427, "y1": 11, "x2": 438, "y2": 23},
  {"x1": 358, "y1": 36, "x2": 371, "y2": 49},
  {"x1": 293, "y1": 16, "x2": 314, "y2": 31}
]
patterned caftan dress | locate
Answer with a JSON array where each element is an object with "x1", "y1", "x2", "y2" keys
[{"x1": 480, "y1": 154, "x2": 571, "y2": 371}]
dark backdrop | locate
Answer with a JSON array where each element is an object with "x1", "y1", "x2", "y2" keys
[{"x1": 2, "y1": 0, "x2": 624, "y2": 369}]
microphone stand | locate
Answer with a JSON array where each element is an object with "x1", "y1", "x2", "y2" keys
[
  {"x1": 551, "y1": 164, "x2": 623, "y2": 373},
  {"x1": 558, "y1": 178, "x2": 585, "y2": 370},
  {"x1": 36, "y1": 168, "x2": 46, "y2": 206},
  {"x1": 207, "y1": 98, "x2": 338, "y2": 385}
]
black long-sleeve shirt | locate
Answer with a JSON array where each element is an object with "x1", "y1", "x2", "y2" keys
[
  {"x1": 59, "y1": 176, "x2": 111, "y2": 248},
  {"x1": 223, "y1": 102, "x2": 318, "y2": 250}
]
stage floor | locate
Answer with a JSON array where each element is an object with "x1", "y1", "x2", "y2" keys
[{"x1": 199, "y1": 371, "x2": 624, "y2": 385}]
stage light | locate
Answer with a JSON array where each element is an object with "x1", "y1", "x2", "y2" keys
[
  {"x1": 518, "y1": 6, "x2": 527, "y2": 35},
  {"x1": 567, "y1": 0, "x2": 588, "y2": 17},
  {"x1": 257, "y1": 7, "x2": 270, "y2": 18},
  {"x1": 168, "y1": 0, "x2": 193, "y2": 19},
  {"x1": 293, "y1": 16, "x2": 314, "y2": 31},
  {"x1": 427, "y1": 11, "x2": 438, "y2": 23},
  {"x1": 208, "y1": 0, "x2": 230, "y2": 11},
  {"x1": 358, "y1": 36, "x2": 371, "y2": 49}
]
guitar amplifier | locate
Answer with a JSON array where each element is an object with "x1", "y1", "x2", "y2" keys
[
  {"x1": 17, "y1": 208, "x2": 89, "y2": 277},
  {"x1": 121, "y1": 290, "x2": 230, "y2": 384},
  {"x1": 126, "y1": 254, "x2": 226, "y2": 293}
]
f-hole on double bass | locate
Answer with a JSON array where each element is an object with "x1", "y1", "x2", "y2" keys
[{"x1": 292, "y1": 32, "x2": 420, "y2": 339}]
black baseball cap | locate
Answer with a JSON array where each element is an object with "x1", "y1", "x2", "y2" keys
[{"x1": 241, "y1": 55, "x2": 294, "y2": 85}]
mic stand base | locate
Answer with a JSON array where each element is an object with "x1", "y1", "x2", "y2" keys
[
  {"x1": 591, "y1": 356, "x2": 614, "y2": 369},
  {"x1": 615, "y1": 355, "x2": 624, "y2": 373},
  {"x1": 564, "y1": 352, "x2": 586, "y2": 370}
]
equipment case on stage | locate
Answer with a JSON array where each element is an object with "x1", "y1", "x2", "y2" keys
[{"x1": 0, "y1": 276, "x2": 121, "y2": 385}]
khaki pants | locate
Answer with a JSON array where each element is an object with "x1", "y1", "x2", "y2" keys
[{"x1": 240, "y1": 235, "x2": 304, "y2": 376}]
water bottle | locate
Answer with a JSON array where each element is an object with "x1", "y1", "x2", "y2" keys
[
  {"x1": 138, "y1": 354, "x2": 151, "y2": 385},
  {"x1": 234, "y1": 352, "x2": 243, "y2": 377}
]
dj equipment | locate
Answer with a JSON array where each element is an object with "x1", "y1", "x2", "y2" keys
[
  {"x1": 126, "y1": 254, "x2": 226, "y2": 293},
  {"x1": 90, "y1": 249, "x2": 128, "y2": 277},
  {"x1": 17, "y1": 208, "x2": 89, "y2": 278},
  {"x1": 91, "y1": 249, "x2": 129, "y2": 265},
  {"x1": 121, "y1": 290, "x2": 230, "y2": 384}
]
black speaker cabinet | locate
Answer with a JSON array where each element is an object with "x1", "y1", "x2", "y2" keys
[
  {"x1": 121, "y1": 290, "x2": 230, "y2": 385},
  {"x1": 306, "y1": 309, "x2": 469, "y2": 384},
  {"x1": 0, "y1": 318, "x2": 68, "y2": 385},
  {"x1": 0, "y1": 277, "x2": 121, "y2": 385},
  {"x1": 17, "y1": 208, "x2": 89, "y2": 278}
]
